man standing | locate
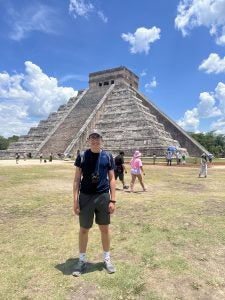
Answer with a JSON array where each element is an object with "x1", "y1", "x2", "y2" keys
[
  {"x1": 114, "y1": 151, "x2": 128, "y2": 189},
  {"x1": 72, "y1": 129, "x2": 116, "y2": 276}
]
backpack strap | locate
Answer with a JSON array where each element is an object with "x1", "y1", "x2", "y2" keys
[
  {"x1": 102, "y1": 150, "x2": 112, "y2": 169},
  {"x1": 80, "y1": 150, "x2": 86, "y2": 165}
]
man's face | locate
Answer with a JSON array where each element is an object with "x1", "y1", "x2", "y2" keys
[{"x1": 89, "y1": 134, "x2": 102, "y2": 147}]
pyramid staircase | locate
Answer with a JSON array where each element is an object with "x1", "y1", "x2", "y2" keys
[{"x1": 93, "y1": 84, "x2": 182, "y2": 156}]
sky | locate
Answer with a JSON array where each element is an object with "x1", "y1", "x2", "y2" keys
[{"x1": 0, "y1": 0, "x2": 225, "y2": 138}]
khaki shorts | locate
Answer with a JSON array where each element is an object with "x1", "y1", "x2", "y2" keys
[{"x1": 79, "y1": 192, "x2": 110, "y2": 229}]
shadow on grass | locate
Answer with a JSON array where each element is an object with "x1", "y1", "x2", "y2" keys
[{"x1": 55, "y1": 258, "x2": 104, "y2": 275}]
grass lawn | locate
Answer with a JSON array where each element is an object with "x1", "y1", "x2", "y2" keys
[{"x1": 0, "y1": 160, "x2": 225, "y2": 299}]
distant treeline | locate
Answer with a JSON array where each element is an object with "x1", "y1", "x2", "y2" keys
[
  {"x1": 0, "y1": 135, "x2": 19, "y2": 150},
  {"x1": 189, "y1": 131, "x2": 225, "y2": 158}
]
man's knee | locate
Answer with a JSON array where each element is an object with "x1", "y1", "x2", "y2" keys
[
  {"x1": 99, "y1": 225, "x2": 109, "y2": 234},
  {"x1": 80, "y1": 227, "x2": 89, "y2": 235}
]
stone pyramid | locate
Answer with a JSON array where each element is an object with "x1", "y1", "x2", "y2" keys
[{"x1": 2, "y1": 66, "x2": 207, "y2": 158}]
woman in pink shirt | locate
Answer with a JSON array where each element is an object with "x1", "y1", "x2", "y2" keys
[{"x1": 130, "y1": 150, "x2": 147, "y2": 192}]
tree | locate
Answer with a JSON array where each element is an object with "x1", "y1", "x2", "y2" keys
[
  {"x1": 0, "y1": 136, "x2": 9, "y2": 150},
  {"x1": 8, "y1": 135, "x2": 19, "y2": 145},
  {"x1": 189, "y1": 131, "x2": 225, "y2": 157},
  {"x1": 0, "y1": 135, "x2": 19, "y2": 150}
]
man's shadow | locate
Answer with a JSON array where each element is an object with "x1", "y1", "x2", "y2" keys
[{"x1": 55, "y1": 258, "x2": 104, "y2": 275}]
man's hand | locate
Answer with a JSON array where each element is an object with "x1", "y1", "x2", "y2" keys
[
  {"x1": 108, "y1": 202, "x2": 116, "y2": 214},
  {"x1": 74, "y1": 200, "x2": 80, "y2": 215}
]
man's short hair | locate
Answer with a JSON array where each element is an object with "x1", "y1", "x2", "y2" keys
[{"x1": 119, "y1": 151, "x2": 124, "y2": 155}]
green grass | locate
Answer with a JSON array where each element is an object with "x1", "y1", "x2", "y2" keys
[{"x1": 0, "y1": 162, "x2": 225, "y2": 299}]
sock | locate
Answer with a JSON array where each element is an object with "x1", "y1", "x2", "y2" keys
[
  {"x1": 79, "y1": 253, "x2": 86, "y2": 262},
  {"x1": 103, "y1": 251, "x2": 110, "y2": 261}
]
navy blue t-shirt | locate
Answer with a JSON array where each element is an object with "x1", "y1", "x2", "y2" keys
[{"x1": 74, "y1": 149, "x2": 114, "y2": 194}]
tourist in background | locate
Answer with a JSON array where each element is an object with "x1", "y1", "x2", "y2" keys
[
  {"x1": 208, "y1": 153, "x2": 213, "y2": 164},
  {"x1": 130, "y1": 150, "x2": 147, "y2": 192},
  {"x1": 152, "y1": 153, "x2": 157, "y2": 165},
  {"x1": 182, "y1": 153, "x2": 186, "y2": 165},
  {"x1": 15, "y1": 152, "x2": 20, "y2": 164},
  {"x1": 114, "y1": 151, "x2": 128, "y2": 189},
  {"x1": 49, "y1": 152, "x2": 53, "y2": 162},
  {"x1": 166, "y1": 150, "x2": 173, "y2": 166},
  {"x1": 199, "y1": 153, "x2": 208, "y2": 178},
  {"x1": 73, "y1": 129, "x2": 116, "y2": 276},
  {"x1": 175, "y1": 151, "x2": 182, "y2": 165}
]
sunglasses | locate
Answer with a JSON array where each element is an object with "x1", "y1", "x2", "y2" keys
[{"x1": 89, "y1": 135, "x2": 101, "y2": 139}]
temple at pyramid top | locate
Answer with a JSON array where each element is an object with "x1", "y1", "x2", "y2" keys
[
  {"x1": 1, "y1": 66, "x2": 208, "y2": 159},
  {"x1": 89, "y1": 66, "x2": 139, "y2": 89}
]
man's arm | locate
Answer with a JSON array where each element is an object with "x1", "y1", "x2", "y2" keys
[
  {"x1": 108, "y1": 169, "x2": 116, "y2": 214},
  {"x1": 73, "y1": 167, "x2": 82, "y2": 215}
]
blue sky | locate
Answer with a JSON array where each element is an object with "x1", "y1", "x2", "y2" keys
[{"x1": 0, "y1": 0, "x2": 225, "y2": 137}]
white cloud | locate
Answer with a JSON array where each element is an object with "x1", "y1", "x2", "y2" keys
[
  {"x1": 69, "y1": 0, "x2": 107, "y2": 22},
  {"x1": 215, "y1": 81, "x2": 225, "y2": 112},
  {"x1": 121, "y1": 26, "x2": 161, "y2": 54},
  {"x1": 178, "y1": 81, "x2": 225, "y2": 133},
  {"x1": 145, "y1": 77, "x2": 158, "y2": 92},
  {"x1": 0, "y1": 61, "x2": 77, "y2": 137},
  {"x1": 69, "y1": 0, "x2": 94, "y2": 18},
  {"x1": 175, "y1": 0, "x2": 225, "y2": 45},
  {"x1": 59, "y1": 74, "x2": 87, "y2": 84},
  {"x1": 210, "y1": 117, "x2": 225, "y2": 133},
  {"x1": 177, "y1": 108, "x2": 200, "y2": 132},
  {"x1": 7, "y1": 3, "x2": 58, "y2": 41},
  {"x1": 197, "y1": 92, "x2": 221, "y2": 117},
  {"x1": 97, "y1": 11, "x2": 108, "y2": 23},
  {"x1": 140, "y1": 69, "x2": 147, "y2": 77},
  {"x1": 199, "y1": 53, "x2": 225, "y2": 73}
]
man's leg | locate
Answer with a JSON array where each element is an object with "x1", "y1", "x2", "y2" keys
[
  {"x1": 99, "y1": 224, "x2": 110, "y2": 252},
  {"x1": 72, "y1": 227, "x2": 90, "y2": 276},
  {"x1": 99, "y1": 224, "x2": 115, "y2": 273},
  {"x1": 79, "y1": 227, "x2": 89, "y2": 253},
  {"x1": 119, "y1": 173, "x2": 128, "y2": 189}
]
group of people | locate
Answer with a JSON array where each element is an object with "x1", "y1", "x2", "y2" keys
[
  {"x1": 114, "y1": 150, "x2": 147, "y2": 192},
  {"x1": 166, "y1": 150, "x2": 186, "y2": 166},
  {"x1": 15, "y1": 152, "x2": 33, "y2": 163}
]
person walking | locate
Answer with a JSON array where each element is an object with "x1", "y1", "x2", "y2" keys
[
  {"x1": 72, "y1": 129, "x2": 116, "y2": 277},
  {"x1": 114, "y1": 151, "x2": 128, "y2": 189},
  {"x1": 199, "y1": 153, "x2": 208, "y2": 178},
  {"x1": 130, "y1": 150, "x2": 147, "y2": 192}
]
